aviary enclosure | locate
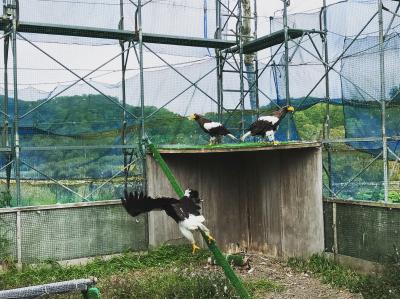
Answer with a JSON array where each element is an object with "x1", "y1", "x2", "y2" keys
[{"x1": 0, "y1": 0, "x2": 399, "y2": 289}]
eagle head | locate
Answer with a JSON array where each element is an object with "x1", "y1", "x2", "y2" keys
[
  {"x1": 184, "y1": 189, "x2": 199, "y2": 198},
  {"x1": 286, "y1": 106, "x2": 295, "y2": 112},
  {"x1": 188, "y1": 113, "x2": 200, "y2": 121}
]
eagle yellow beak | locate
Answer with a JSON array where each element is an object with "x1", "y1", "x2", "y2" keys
[
  {"x1": 287, "y1": 106, "x2": 295, "y2": 112},
  {"x1": 188, "y1": 114, "x2": 196, "y2": 120}
]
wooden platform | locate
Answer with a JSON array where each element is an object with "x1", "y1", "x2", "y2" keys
[
  {"x1": 156, "y1": 141, "x2": 321, "y2": 154},
  {"x1": 146, "y1": 142, "x2": 324, "y2": 257}
]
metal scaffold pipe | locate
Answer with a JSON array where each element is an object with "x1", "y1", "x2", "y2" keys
[{"x1": 378, "y1": 0, "x2": 389, "y2": 203}]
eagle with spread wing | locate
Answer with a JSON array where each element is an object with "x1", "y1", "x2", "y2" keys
[
  {"x1": 188, "y1": 113, "x2": 238, "y2": 145},
  {"x1": 240, "y1": 105, "x2": 294, "y2": 143},
  {"x1": 122, "y1": 189, "x2": 213, "y2": 253}
]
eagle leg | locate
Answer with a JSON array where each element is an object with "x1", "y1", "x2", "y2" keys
[
  {"x1": 206, "y1": 233, "x2": 215, "y2": 244},
  {"x1": 192, "y1": 243, "x2": 201, "y2": 254},
  {"x1": 209, "y1": 136, "x2": 218, "y2": 145},
  {"x1": 272, "y1": 140, "x2": 279, "y2": 146}
]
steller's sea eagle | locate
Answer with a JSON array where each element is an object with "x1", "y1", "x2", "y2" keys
[
  {"x1": 240, "y1": 105, "x2": 295, "y2": 144},
  {"x1": 122, "y1": 189, "x2": 213, "y2": 253},
  {"x1": 188, "y1": 113, "x2": 238, "y2": 145}
]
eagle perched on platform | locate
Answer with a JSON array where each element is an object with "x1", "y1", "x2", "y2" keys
[
  {"x1": 122, "y1": 189, "x2": 213, "y2": 253},
  {"x1": 188, "y1": 113, "x2": 238, "y2": 145},
  {"x1": 240, "y1": 106, "x2": 294, "y2": 143}
]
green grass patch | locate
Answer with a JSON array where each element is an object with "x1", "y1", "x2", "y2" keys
[
  {"x1": 158, "y1": 141, "x2": 300, "y2": 151},
  {"x1": 287, "y1": 253, "x2": 400, "y2": 299},
  {"x1": 0, "y1": 245, "x2": 282, "y2": 298},
  {"x1": 0, "y1": 245, "x2": 208, "y2": 290}
]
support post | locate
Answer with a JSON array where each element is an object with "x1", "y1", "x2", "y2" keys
[
  {"x1": 147, "y1": 142, "x2": 251, "y2": 299},
  {"x1": 322, "y1": 0, "x2": 334, "y2": 196},
  {"x1": 378, "y1": 0, "x2": 388, "y2": 203},
  {"x1": 215, "y1": 0, "x2": 223, "y2": 122},
  {"x1": 119, "y1": 0, "x2": 129, "y2": 190},
  {"x1": 238, "y1": 0, "x2": 245, "y2": 134},
  {"x1": 16, "y1": 210, "x2": 21, "y2": 269},
  {"x1": 283, "y1": 0, "x2": 291, "y2": 141},
  {"x1": 3, "y1": 8, "x2": 11, "y2": 197},
  {"x1": 332, "y1": 202, "x2": 338, "y2": 260},
  {"x1": 11, "y1": 0, "x2": 20, "y2": 205},
  {"x1": 137, "y1": 0, "x2": 147, "y2": 192}
]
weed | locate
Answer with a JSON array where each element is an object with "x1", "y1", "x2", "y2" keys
[{"x1": 287, "y1": 252, "x2": 400, "y2": 299}]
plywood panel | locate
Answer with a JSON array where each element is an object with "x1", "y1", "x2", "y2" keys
[
  {"x1": 280, "y1": 148, "x2": 324, "y2": 257},
  {"x1": 146, "y1": 146, "x2": 323, "y2": 257}
]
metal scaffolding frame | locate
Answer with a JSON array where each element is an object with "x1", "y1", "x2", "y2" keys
[{"x1": 0, "y1": 0, "x2": 397, "y2": 205}]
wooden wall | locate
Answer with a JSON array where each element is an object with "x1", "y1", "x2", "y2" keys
[{"x1": 146, "y1": 146, "x2": 323, "y2": 257}]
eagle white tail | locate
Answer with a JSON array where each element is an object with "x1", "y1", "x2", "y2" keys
[
  {"x1": 240, "y1": 131, "x2": 252, "y2": 141},
  {"x1": 227, "y1": 133, "x2": 238, "y2": 142}
]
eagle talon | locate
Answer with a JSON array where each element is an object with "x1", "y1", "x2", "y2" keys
[
  {"x1": 206, "y1": 234, "x2": 215, "y2": 244},
  {"x1": 192, "y1": 243, "x2": 201, "y2": 254},
  {"x1": 272, "y1": 141, "x2": 279, "y2": 146}
]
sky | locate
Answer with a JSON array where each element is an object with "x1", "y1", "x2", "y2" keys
[{"x1": 5, "y1": 0, "x2": 344, "y2": 94}]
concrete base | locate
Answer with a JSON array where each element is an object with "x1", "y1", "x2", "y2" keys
[{"x1": 146, "y1": 143, "x2": 324, "y2": 258}]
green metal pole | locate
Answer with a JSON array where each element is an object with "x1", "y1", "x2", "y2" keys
[
  {"x1": 82, "y1": 287, "x2": 101, "y2": 299},
  {"x1": 146, "y1": 142, "x2": 251, "y2": 299}
]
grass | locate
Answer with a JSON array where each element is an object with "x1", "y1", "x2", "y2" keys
[
  {"x1": 0, "y1": 245, "x2": 282, "y2": 299},
  {"x1": 287, "y1": 253, "x2": 400, "y2": 299}
]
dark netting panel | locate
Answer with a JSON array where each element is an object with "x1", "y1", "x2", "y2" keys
[
  {"x1": 20, "y1": 205, "x2": 147, "y2": 263},
  {"x1": 334, "y1": 202, "x2": 400, "y2": 263},
  {"x1": 324, "y1": 143, "x2": 384, "y2": 201},
  {"x1": 0, "y1": 212, "x2": 17, "y2": 261},
  {"x1": 16, "y1": 148, "x2": 142, "y2": 206},
  {"x1": 341, "y1": 33, "x2": 400, "y2": 152}
]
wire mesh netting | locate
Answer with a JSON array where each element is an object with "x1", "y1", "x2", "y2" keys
[
  {"x1": 324, "y1": 201, "x2": 400, "y2": 263},
  {"x1": 0, "y1": 278, "x2": 96, "y2": 298},
  {"x1": 0, "y1": 203, "x2": 147, "y2": 264}
]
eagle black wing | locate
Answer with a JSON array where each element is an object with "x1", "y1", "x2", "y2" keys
[
  {"x1": 249, "y1": 119, "x2": 274, "y2": 135},
  {"x1": 164, "y1": 190, "x2": 202, "y2": 220},
  {"x1": 179, "y1": 190, "x2": 202, "y2": 216},
  {"x1": 122, "y1": 190, "x2": 183, "y2": 222},
  {"x1": 207, "y1": 125, "x2": 231, "y2": 137}
]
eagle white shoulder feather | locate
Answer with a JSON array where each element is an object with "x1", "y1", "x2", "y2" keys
[
  {"x1": 258, "y1": 115, "x2": 279, "y2": 124},
  {"x1": 203, "y1": 122, "x2": 223, "y2": 131}
]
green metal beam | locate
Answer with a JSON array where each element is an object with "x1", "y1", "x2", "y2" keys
[
  {"x1": 0, "y1": 19, "x2": 236, "y2": 49},
  {"x1": 230, "y1": 29, "x2": 323, "y2": 54}
]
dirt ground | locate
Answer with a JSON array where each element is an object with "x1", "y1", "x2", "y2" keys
[{"x1": 208, "y1": 253, "x2": 363, "y2": 299}]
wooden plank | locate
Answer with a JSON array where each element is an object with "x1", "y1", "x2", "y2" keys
[
  {"x1": 156, "y1": 142, "x2": 321, "y2": 154},
  {"x1": 324, "y1": 197, "x2": 400, "y2": 209},
  {"x1": 280, "y1": 148, "x2": 324, "y2": 257},
  {"x1": 0, "y1": 200, "x2": 121, "y2": 214},
  {"x1": 243, "y1": 151, "x2": 282, "y2": 255}
]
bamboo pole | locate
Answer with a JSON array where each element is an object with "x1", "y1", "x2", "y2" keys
[{"x1": 147, "y1": 142, "x2": 251, "y2": 299}]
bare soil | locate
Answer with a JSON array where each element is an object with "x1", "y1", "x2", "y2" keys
[{"x1": 209, "y1": 253, "x2": 364, "y2": 299}]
